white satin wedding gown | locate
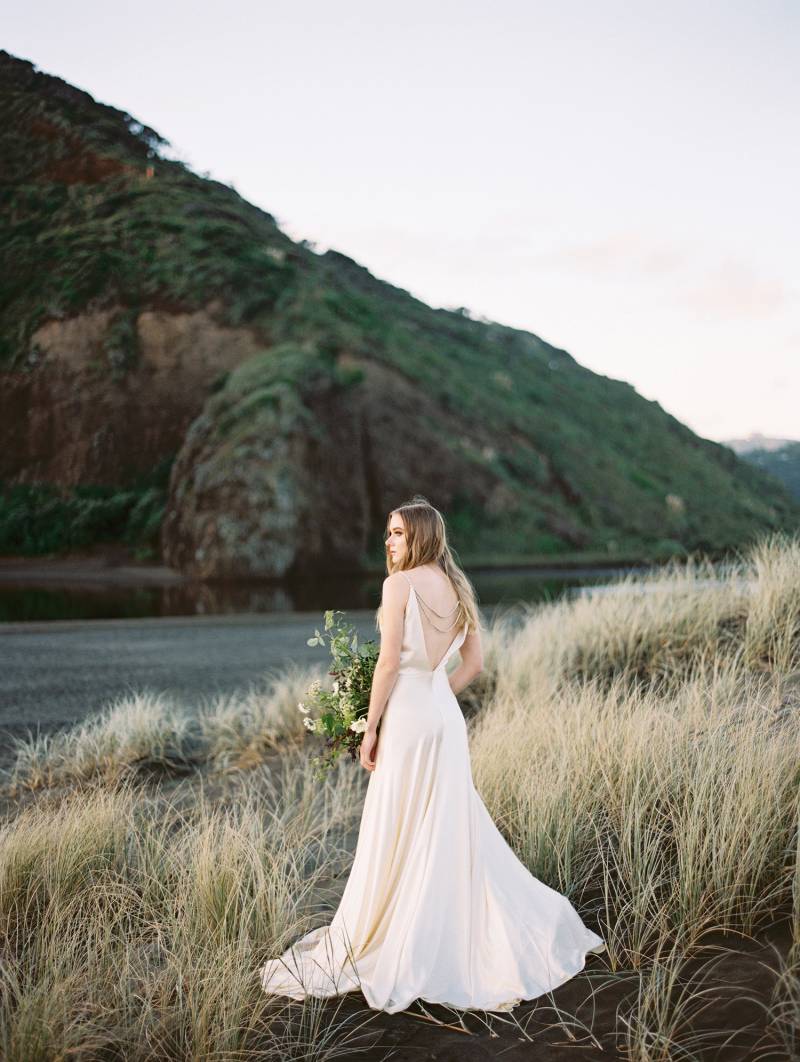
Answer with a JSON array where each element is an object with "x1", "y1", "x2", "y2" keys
[{"x1": 260, "y1": 570, "x2": 605, "y2": 1014}]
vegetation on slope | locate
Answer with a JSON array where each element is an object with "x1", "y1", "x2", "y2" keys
[
  {"x1": 2, "y1": 48, "x2": 798, "y2": 565},
  {"x1": 0, "y1": 459, "x2": 172, "y2": 558}
]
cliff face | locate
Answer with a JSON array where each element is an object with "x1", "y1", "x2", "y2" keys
[
  {"x1": 2, "y1": 48, "x2": 799, "y2": 575},
  {"x1": 1, "y1": 302, "x2": 262, "y2": 486},
  {"x1": 159, "y1": 348, "x2": 517, "y2": 578}
]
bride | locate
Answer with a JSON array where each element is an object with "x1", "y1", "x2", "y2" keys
[{"x1": 260, "y1": 495, "x2": 606, "y2": 1014}]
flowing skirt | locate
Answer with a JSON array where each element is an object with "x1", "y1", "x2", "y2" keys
[{"x1": 260, "y1": 670, "x2": 605, "y2": 1014}]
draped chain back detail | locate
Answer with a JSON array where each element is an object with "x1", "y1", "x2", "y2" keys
[{"x1": 396, "y1": 569, "x2": 467, "y2": 674}]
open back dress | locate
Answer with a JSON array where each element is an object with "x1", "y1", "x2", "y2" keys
[{"x1": 260, "y1": 568, "x2": 605, "y2": 1013}]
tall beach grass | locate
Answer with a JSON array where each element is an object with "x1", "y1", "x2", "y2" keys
[{"x1": 1, "y1": 529, "x2": 799, "y2": 1057}]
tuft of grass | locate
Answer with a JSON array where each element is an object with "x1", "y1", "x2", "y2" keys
[
  {"x1": 494, "y1": 530, "x2": 800, "y2": 694},
  {"x1": 3, "y1": 690, "x2": 200, "y2": 794},
  {"x1": 743, "y1": 529, "x2": 800, "y2": 674},
  {"x1": 2, "y1": 663, "x2": 326, "y2": 794},
  {"x1": 198, "y1": 663, "x2": 324, "y2": 770},
  {"x1": 618, "y1": 939, "x2": 755, "y2": 1061}
]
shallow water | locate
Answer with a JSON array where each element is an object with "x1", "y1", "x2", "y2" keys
[{"x1": 0, "y1": 563, "x2": 643, "y2": 624}]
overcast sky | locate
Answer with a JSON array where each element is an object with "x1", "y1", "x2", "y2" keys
[{"x1": 7, "y1": 0, "x2": 798, "y2": 442}]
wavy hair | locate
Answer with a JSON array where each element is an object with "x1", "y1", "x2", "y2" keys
[{"x1": 375, "y1": 494, "x2": 482, "y2": 634}]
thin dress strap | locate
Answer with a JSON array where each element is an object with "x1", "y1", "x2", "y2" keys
[{"x1": 398, "y1": 570, "x2": 459, "y2": 615}]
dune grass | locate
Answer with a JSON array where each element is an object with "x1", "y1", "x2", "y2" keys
[
  {"x1": 3, "y1": 664, "x2": 316, "y2": 795},
  {"x1": 0, "y1": 754, "x2": 376, "y2": 1060},
  {"x1": 1, "y1": 529, "x2": 799, "y2": 1057}
]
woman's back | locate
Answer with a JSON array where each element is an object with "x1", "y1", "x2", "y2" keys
[{"x1": 397, "y1": 565, "x2": 462, "y2": 673}]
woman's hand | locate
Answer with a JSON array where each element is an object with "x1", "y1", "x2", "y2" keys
[{"x1": 359, "y1": 728, "x2": 378, "y2": 771}]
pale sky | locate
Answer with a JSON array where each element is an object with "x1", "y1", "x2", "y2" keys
[{"x1": 7, "y1": 0, "x2": 799, "y2": 442}]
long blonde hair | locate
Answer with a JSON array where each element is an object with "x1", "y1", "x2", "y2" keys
[{"x1": 375, "y1": 494, "x2": 482, "y2": 634}]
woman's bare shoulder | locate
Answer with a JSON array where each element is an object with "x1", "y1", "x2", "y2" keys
[{"x1": 382, "y1": 571, "x2": 411, "y2": 596}]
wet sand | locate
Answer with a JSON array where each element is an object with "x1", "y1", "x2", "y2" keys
[{"x1": 0, "y1": 610, "x2": 381, "y2": 747}]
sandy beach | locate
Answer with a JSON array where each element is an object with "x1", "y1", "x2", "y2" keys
[{"x1": 0, "y1": 610, "x2": 381, "y2": 758}]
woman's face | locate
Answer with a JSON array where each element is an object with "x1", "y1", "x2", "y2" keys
[{"x1": 385, "y1": 513, "x2": 408, "y2": 565}]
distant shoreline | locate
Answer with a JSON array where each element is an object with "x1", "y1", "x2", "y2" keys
[
  {"x1": 0, "y1": 553, "x2": 187, "y2": 587},
  {"x1": 0, "y1": 546, "x2": 657, "y2": 588}
]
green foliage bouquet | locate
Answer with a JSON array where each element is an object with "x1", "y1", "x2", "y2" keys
[{"x1": 297, "y1": 609, "x2": 380, "y2": 777}]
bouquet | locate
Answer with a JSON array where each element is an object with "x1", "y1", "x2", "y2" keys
[{"x1": 297, "y1": 609, "x2": 380, "y2": 777}]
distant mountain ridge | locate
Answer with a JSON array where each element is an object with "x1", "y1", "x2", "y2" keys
[
  {"x1": 723, "y1": 433, "x2": 797, "y2": 455},
  {"x1": 724, "y1": 439, "x2": 800, "y2": 503},
  {"x1": 1, "y1": 48, "x2": 798, "y2": 576}
]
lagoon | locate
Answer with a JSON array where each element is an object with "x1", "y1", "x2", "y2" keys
[{"x1": 0, "y1": 561, "x2": 647, "y2": 754}]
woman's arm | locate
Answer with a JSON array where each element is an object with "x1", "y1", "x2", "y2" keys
[
  {"x1": 360, "y1": 574, "x2": 406, "y2": 770},
  {"x1": 447, "y1": 627, "x2": 484, "y2": 697}
]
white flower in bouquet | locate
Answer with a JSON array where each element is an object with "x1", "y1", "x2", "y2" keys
[
  {"x1": 298, "y1": 608, "x2": 380, "y2": 778},
  {"x1": 297, "y1": 701, "x2": 310, "y2": 715}
]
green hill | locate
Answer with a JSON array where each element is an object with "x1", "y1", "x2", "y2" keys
[{"x1": 1, "y1": 49, "x2": 798, "y2": 576}]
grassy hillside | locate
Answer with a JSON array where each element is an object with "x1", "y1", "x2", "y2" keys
[
  {"x1": 2, "y1": 48, "x2": 798, "y2": 571},
  {"x1": 0, "y1": 50, "x2": 301, "y2": 370}
]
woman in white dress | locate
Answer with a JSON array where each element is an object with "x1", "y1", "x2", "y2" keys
[{"x1": 260, "y1": 495, "x2": 606, "y2": 1014}]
